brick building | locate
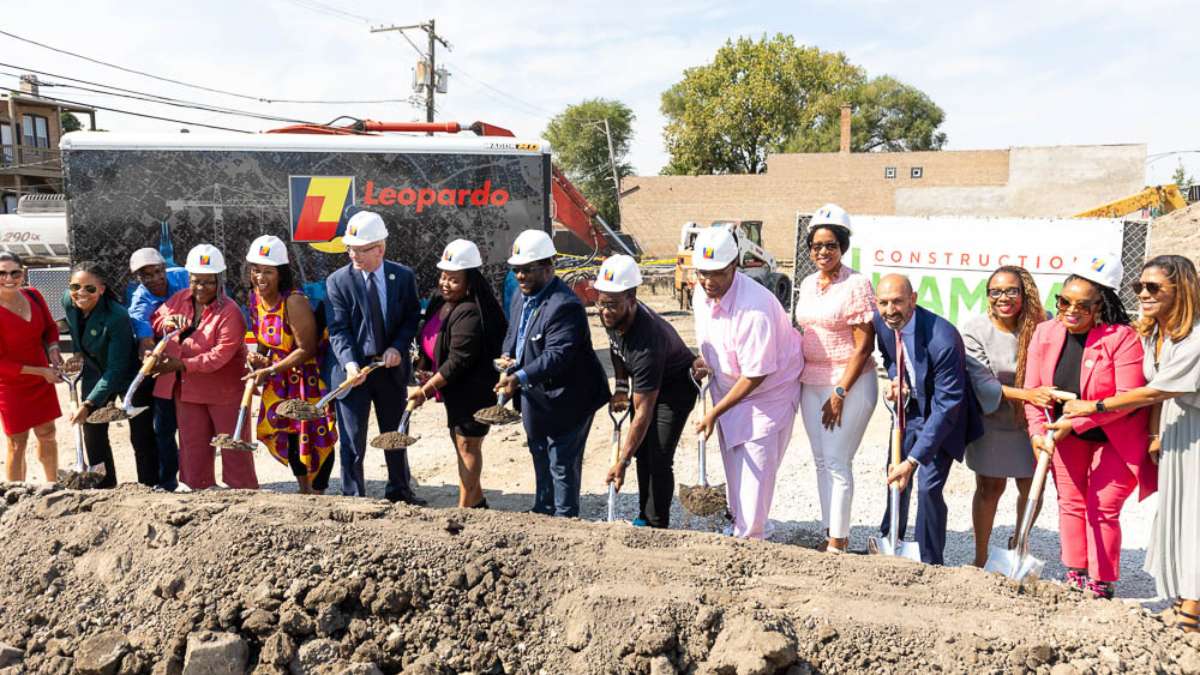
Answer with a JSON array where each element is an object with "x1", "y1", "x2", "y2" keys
[
  {"x1": 1, "y1": 75, "x2": 96, "y2": 213},
  {"x1": 620, "y1": 113, "x2": 1145, "y2": 258}
]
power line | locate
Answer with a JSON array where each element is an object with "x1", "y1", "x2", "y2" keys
[
  {"x1": 0, "y1": 28, "x2": 408, "y2": 105},
  {"x1": 0, "y1": 69, "x2": 318, "y2": 126},
  {"x1": 0, "y1": 86, "x2": 254, "y2": 133},
  {"x1": 444, "y1": 62, "x2": 553, "y2": 117}
]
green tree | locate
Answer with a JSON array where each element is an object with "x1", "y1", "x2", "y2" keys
[
  {"x1": 786, "y1": 76, "x2": 948, "y2": 153},
  {"x1": 1170, "y1": 159, "x2": 1193, "y2": 187},
  {"x1": 660, "y1": 35, "x2": 948, "y2": 174},
  {"x1": 544, "y1": 99, "x2": 635, "y2": 227},
  {"x1": 61, "y1": 112, "x2": 83, "y2": 133}
]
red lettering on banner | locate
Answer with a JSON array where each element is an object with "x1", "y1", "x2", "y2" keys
[
  {"x1": 378, "y1": 187, "x2": 396, "y2": 206},
  {"x1": 364, "y1": 180, "x2": 380, "y2": 205},
  {"x1": 437, "y1": 189, "x2": 455, "y2": 206},
  {"x1": 398, "y1": 189, "x2": 416, "y2": 205},
  {"x1": 1050, "y1": 256, "x2": 1063, "y2": 270},
  {"x1": 360, "y1": 179, "x2": 511, "y2": 213},
  {"x1": 875, "y1": 249, "x2": 885, "y2": 263}
]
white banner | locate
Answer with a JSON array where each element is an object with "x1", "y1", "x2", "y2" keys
[{"x1": 793, "y1": 215, "x2": 1129, "y2": 326}]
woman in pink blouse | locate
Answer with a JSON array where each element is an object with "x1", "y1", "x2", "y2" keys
[{"x1": 794, "y1": 204, "x2": 878, "y2": 553}]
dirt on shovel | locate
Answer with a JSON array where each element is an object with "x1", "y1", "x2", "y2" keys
[
  {"x1": 276, "y1": 398, "x2": 326, "y2": 421},
  {"x1": 369, "y1": 431, "x2": 419, "y2": 449},
  {"x1": 474, "y1": 405, "x2": 521, "y2": 426},
  {"x1": 677, "y1": 483, "x2": 727, "y2": 517},
  {"x1": 211, "y1": 434, "x2": 257, "y2": 452},
  {"x1": 55, "y1": 466, "x2": 107, "y2": 490},
  {"x1": 85, "y1": 403, "x2": 135, "y2": 424}
]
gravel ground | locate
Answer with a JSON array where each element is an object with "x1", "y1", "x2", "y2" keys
[{"x1": 3, "y1": 289, "x2": 1163, "y2": 605}]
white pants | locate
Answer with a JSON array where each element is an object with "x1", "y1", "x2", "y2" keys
[
  {"x1": 800, "y1": 378, "x2": 877, "y2": 538},
  {"x1": 722, "y1": 421, "x2": 796, "y2": 540}
]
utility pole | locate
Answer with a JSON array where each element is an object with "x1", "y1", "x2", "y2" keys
[
  {"x1": 371, "y1": 20, "x2": 450, "y2": 123},
  {"x1": 601, "y1": 118, "x2": 623, "y2": 229}
]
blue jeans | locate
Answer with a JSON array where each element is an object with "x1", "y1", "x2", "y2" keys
[
  {"x1": 153, "y1": 396, "x2": 179, "y2": 491},
  {"x1": 527, "y1": 414, "x2": 593, "y2": 518}
]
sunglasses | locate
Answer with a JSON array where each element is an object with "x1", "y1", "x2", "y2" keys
[
  {"x1": 1055, "y1": 294, "x2": 1097, "y2": 313},
  {"x1": 987, "y1": 288, "x2": 1021, "y2": 299},
  {"x1": 68, "y1": 283, "x2": 99, "y2": 294},
  {"x1": 512, "y1": 263, "x2": 548, "y2": 275},
  {"x1": 1132, "y1": 281, "x2": 1171, "y2": 295},
  {"x1": 809, "y1": 242, "x2": 840, "y2": 253},
  {"x1": 0, "y1": 269, "x2": 23, "y2": 279}
]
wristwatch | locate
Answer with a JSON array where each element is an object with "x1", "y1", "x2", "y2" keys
[
  {"x1": 1094, "y1": 399, "x2": 1107, "y2": 413},
  {"x1": 905, "y1": 456, "x2": 920, "y2": 469},
  {"x1": 833, "y1": 385, "x2": 847, "y2": 399}
]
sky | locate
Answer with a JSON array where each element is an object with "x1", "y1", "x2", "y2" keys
[{"x1": 3, "y1": 0, "x2": 1197, "y2": 184}]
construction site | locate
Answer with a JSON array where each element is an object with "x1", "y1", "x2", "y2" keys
[{"x1": 2, "y1": 7, "x2": 1200, "y2": 675}]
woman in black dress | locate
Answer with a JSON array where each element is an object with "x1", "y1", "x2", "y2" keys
[{"x1": 409, "y1": 239, "x2": 507, "y2": 508}]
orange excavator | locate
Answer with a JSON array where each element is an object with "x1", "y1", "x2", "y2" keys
[{"x1": 268, "y1": 119, "x2": 635, "y2": 304}]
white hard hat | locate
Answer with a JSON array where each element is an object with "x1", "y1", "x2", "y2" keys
[
  {"x1": 437, "y1": 239, "x2": 483, "y2": 271},
  {"x1": 245, "y1": 235, "x2": 289, "y2": 266},
  {"x1": 593, "y1": 255, "x2": 642, "y2": 293},
  {"x1": 185, "y1": 244, "x2": 227, "y2": 275},
  {"x1": 129, "y1": 247, "x2": 165, "y2": 273},
  {"x1": 507, "y1": 230, "x2": 556, "y2": 266},
  {"x1": 810, "y1": 203, "x2": 852, "y2": 231},
  {"x1": 342, "y1": 211, "x2": 388, "y2": 246},
  {"x1": 1069, "y1": 252, "x2": 1124, "y2": 291},
  {"x1": 691, "y1": 227, "x2": 739, "y2": 271}
]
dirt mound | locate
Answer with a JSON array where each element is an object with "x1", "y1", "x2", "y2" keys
[
  {"x1": 1150, "y1": 203, "x2": 1200, "y2": 266},
  {"x1": 0, "y1": 484, "x2": 1197, "y2": 675}
]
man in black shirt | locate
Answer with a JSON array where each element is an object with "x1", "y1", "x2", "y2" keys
[{"x1": 596, "y1": 255, "x2": 697, "y2": 528}]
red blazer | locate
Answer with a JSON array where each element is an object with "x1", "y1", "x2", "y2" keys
[
  {"x1": 151, "y1": 289, "x2": 247, "y2": 406},
  {"x1": 1023, "y1": 319, "x2": 1155, "y2": 500}
]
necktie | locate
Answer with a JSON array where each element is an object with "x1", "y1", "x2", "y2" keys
[{"x1": 367, "y1": 271, "x2": 387, "y2": 356}]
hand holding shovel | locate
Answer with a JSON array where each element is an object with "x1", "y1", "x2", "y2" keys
[{"x1": 211, "y1": 373, "x2": 259, "y2": 453}]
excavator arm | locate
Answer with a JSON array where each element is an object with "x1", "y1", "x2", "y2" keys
[{"x1": 1074, "y1": 185, "x2": 1188, "y2": 219}]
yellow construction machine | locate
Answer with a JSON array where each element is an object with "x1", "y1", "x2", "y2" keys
[{"x1": 1074, "y1": 184, "x2": 1188, "y2": 219}]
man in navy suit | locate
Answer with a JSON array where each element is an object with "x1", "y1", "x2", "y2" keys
[
  {"x1": 495, "y1": 230, "x2": 610, "y2": 517},
  {"x1": 872, "y1": 274, "x2": 983, "y2": 564},
  {"x1": 325, "y1": 210, "x2": 423, "y2": 503}
]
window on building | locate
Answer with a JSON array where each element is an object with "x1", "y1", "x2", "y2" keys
[
  {"x1": 0, "y1": 122, "x2": 12, "y2": 165},
  {"x1": 911, "y1": 166, "x2": 924, "y2": 179},
  {"x1": 22, "y1": 114, "x2": 50, "y2": 148},
  {"x1": 884, "y1": 166, "x2": 896, "y2": 179}
]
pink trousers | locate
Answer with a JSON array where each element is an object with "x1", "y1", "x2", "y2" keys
[
  {"x1": 176, "y1": 400, "x2": 259, "y2": 490},
  {"x1": 1050, "y1": 435, "x2": 1136, "y2": 582},
  {"x1": 721, "y1": 423, "x2": 795, "y2": 540}
]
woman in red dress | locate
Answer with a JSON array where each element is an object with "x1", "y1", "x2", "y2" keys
[{"x1": 0, "y1": 252, "x2": 64, "y2": 481}]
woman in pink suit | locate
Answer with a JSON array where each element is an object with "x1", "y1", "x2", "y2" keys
[{"x1": 1025, "y1": 254, "x2": 1153, "y2": 599}]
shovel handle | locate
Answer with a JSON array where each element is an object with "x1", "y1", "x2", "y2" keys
[
  {"x1": 697, "y1": 436, "x2": 708, "y2": 487},
  {"x1": 138, "y1": 330, "x2": 180, "y2": 376},
  {"x1": 239, "y1": 376, "x2": 257, "y2": 410}
]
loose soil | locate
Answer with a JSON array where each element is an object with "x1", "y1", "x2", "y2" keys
[
  {"x1": 0, "y1": 485, "x2": 1197, "y2": 675},
  {"x1": 677, "y1": 484, "x2": 728, "y2": 518},
  {"x1": 370, "y1": 432, "x2": 420, "y2": 450},
  {"x1": 276, "y1": 399, "x2": 326, "y2": 422},
  {"x1": 85, "y1": 404, "x2": 136, "y2": 425}
]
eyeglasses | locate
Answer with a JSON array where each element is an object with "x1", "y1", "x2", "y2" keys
[
  {"x1": 1132, "y1": 281, "x2": 1172, "y2": 295},
  {"x1": 987, "y1": 288, "x2": 1021, "y2": 299},
  {"x1": 809, "y1": 242, "x2": 840, "y2": 253},
  {"x1": 595, "y1": 301, "x2": 624, "y2": 312},
  {"x1": 0, "y1": 269, "x2": 23, "y2": 279},
  {"x1": 68, "y1": 283, "x2": 99, "y2": 294},
  {"x1": 512, "y1": 263, "x2": 548, "y2": 276},
  {"x1": 1055, "y1": 294, "x2": 1097, "y2": 313},
  {"x1": 190, "y1": 278, "x2": 219, "y2": 288}
]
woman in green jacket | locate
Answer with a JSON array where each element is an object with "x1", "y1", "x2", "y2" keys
[{"x1": 62, "y1": 261, "x2": 151, "y2": 488}]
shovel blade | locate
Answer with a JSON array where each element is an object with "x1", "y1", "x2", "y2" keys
[
  {"x1": 868, "y1": 535, "x2": 922, "y2": 561},
  {"x1": 123, "y1": 405, "x2": 150, "y2": 419},
  {"x1": 984, "y1": 545, "x2": 1045, "y2": 583}
]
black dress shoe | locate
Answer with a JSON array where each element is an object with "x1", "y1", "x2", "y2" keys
[{"x1": 396, "y1": 492, "x2": 427, "y2": 506}]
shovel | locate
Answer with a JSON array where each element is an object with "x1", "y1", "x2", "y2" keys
[
  {"x1": 370, "y1": 399, "x2": 421, "y2": 449},
  {"x1": 869, "y1": 331, "x2": 922, "y2": 562},
  {"x1": 678, "y1": 372, "x2": 727, "y2": 517},
  {"x1": 56, "y1": 368, "x2": 108, "y2": 488},
  {"x1": 212, "y1": 374, "x2": 259, "y2": 453},
  {"x1": 984, "y1": 402, "x2": 1074, "y2": 584},
  {"x1": 95, "y1": 328, "x2": 181, "y2": 423},
  {"x1": 606, "y1": 403, "x2": 632, "y2": 523},
  {"x1": 278, "y1": 360, "x2": 383, "y2": 421}
]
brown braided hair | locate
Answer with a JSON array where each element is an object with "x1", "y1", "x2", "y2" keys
[{"x1": 986, "y1": 266, "x2": 1043, "y2": 427}]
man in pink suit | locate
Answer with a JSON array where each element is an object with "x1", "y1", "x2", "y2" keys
[{"x1": 691, "y1": 227, "x2": 804, "y2": 540}]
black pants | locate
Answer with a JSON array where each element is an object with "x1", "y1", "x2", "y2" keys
[
  {"x1": 634, "y1": 392, "x2": 696, "y2": 528},
  {"x1": 285, "y1": 433, "x2": 335, "y2": 492},
  {"x1": 80, "y1": 396, "x2": 157, "y2": 489},
  {"x1": 129, "y1": 377, "x2": 160, "y2": 486}
]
